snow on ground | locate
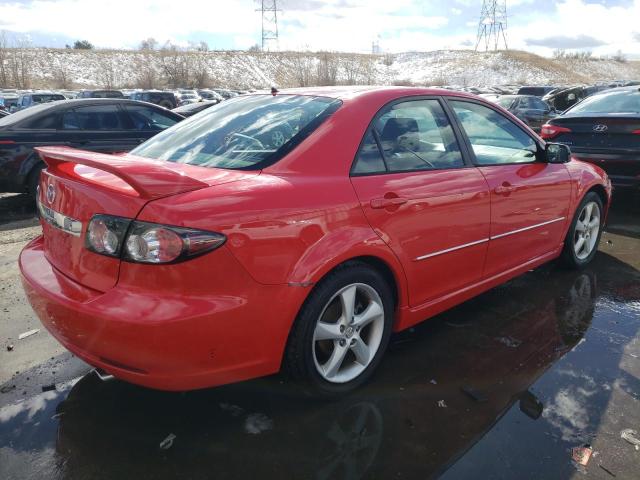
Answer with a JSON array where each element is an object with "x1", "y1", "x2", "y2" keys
[{"x1": 23, "y1": 48, "x2": 640, "y2": 90}]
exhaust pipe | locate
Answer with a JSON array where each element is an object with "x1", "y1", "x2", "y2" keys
[{"x1": 93, "y1": 368, "x2": 115, "y2": 382}]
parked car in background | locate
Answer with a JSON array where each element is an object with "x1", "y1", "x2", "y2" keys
[
  {"x1": 20, "y1": 87, "x2": 610, "y2": 395},
  {"x1": 130, "y1": 90, "x2": 178, "y2": 109},
  {"x1": 172, "y1": 100, "x2": 219, "y2": 117},
  {"x1": 212, "y1": 88, "x2": 238, "y2": 99},
  {"x1": 542, "y1": 85, "x2": 607, "y2": 112},
  {"x1": 0, "y1": 94, "x2": 19, "y2": 111},
  {"x1": 495, "y1": 94, "x2": 556, "y2": 132},
  {"x1": 197, "y1": 90, "x2": 224, "y2": 103},
  {"x1": 77, "y1": 90, "x2": 125, "y2": 99},
  {"x1": 541, "y1": 86, "x2": 640, "y2": 190},
  {"x1": 0, "y1": 110, "x2": 9, "y2": 117},
  {"x1": 177, "y1": 93, "x2": 200, "y2": 106},
  {"x1": 517, "y1": 86, "x2": 555, "y2": 97},
  {"x1": 11, "y1": 92, "x2": 66, "y2": 112},
  {"x1": 0, "y1": 98, "x2": 183, "y2": 197}
]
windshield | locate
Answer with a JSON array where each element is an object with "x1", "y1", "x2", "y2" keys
[
  {"x1": 567, "y1": 89, "x2": 640, "y2": 114},
  {"x1": 132, "y1": 94, "x2": 342, "y2": 170}
]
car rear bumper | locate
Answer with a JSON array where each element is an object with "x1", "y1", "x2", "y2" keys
[{"x1": 19, "y1": 236, "x2": 307, "y2": 391}]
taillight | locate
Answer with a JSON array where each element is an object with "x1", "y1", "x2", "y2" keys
[
  {"x1": 86, "y1": 215, "x2": 131, "y2": 257},
  {"x1": 540, "y1": 124, "x2": 572, "y2": 140},
  {"x1": 632, "y1": 129, "x2": 640, "y2": 135},
  {"x1": 86, "y1": 215, "x2": 226, "y2": 264}
]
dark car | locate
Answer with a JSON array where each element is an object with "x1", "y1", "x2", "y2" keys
[
  {"x1": 0, "y1": 98, "x2": 184, "y2": 196},
  {"x1": 77, "y1": 90, "x2": 125, "y2": 99},
  {"x1": 542, "y1": 85, "x2": 607, "y2": 112},
  {"x1": 130, "y1": 90, "x2": 178, "y2": 109},
  {"x1": 11, "y1": 92, "x2": 66, "y2": 112},
  {"x1": 172, "y1": 100, "x2": 219, "y2": 117},
  {"x1": 0, "y1": 110, "x2": 9, "y2": 118},
  {"x1": 516, "y1": 86, "x2": 555, "y2": 97},
  {"x1": 495, "y1": 95, "x2": 556, "y2": 132},
  {"x1": 541, "y1": 86, "x2": 640, "y2": 189}
]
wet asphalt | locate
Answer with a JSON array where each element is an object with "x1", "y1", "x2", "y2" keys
[{"x1": 0, "y1": 192, "x2": 639, "y2": 480}]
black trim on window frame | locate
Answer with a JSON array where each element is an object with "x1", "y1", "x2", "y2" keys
[
  {"x1": 349, "y1": 95, "x2": 476, "y2": 177},
  {"x1": 443, "y1": 97, "x2": 546, "y2": 168}
]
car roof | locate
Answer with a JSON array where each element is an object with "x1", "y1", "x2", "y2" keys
[{"x1": 251, "y1": 86, "x2": 477, "y2": 103}]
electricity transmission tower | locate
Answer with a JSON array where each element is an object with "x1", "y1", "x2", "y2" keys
[
  {"x1": 475, "y1": 0, "x2": 508, "y2": 52},
  {"x1": 258, "y1": 0, "x2": 280, "y2": 51}
]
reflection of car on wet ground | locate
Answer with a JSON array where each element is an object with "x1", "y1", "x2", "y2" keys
[
  {"x1": 541, "y1": 86, "x2": 640, "y2": 190},
  {"x1": 0, "y1": 99, "x2": 183, "y2": 196},
  {"x1": 494, "y1": 94, "x2": 556, "y2": 132},
  {"x1": 43, "y1": 268, "x2": 597, "y2": 480},
  {"x1": 20, "y1": 86, "x2": 611, "y2": 396}
]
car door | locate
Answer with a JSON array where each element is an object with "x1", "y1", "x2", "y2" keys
[
  {"x1": 60, "y1": 103, "x2": 139, "y2": 152},
  {"x1": 122, "y1": 104, "x2": 181, "y2": 145},
  {"x1": 447, "y1": 99, "x2": 572, "y2": 278},
  {"x1": 350, "y1": 98, "x2": 490, "y2": 308}
]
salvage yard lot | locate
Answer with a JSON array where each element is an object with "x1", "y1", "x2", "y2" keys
[{"x1": 1, "y1": 191, "x2": 639, "y2": 479}]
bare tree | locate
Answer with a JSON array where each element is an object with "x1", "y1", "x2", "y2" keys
[
  {"x1": 0, "y1": 32, "x2": 9, "y2": 87},
  {"x1": 316, "y1": 52, "x2": 338, "y2": 86},
  {"x1": 95, "y1": 54, "x2": 123, "y2": 89},
  {"x1": 159, "y1": 42, "x2": 193, "y2": 87}
]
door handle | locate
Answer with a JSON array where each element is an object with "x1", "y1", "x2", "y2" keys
[
  {"x1": 494, "y1": 183, "x2": 516, "y2": 195},
  {"x1": 370, "y1": 196, "x2": 408, "y2": 209}
]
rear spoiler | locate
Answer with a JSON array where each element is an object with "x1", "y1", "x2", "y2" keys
[{"x1": 35, "y1": 146, "x2": 209, "y2": 199}]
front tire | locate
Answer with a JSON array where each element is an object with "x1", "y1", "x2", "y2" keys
[
  {"x1": 284, "y1": 262, "x2": 394, "y2": 396},
  {"x1": 561, "y1": 192, "x2": 603, "y2": 268}
]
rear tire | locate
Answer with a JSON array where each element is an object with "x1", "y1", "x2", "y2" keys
[
  {"x1": 561, "y1": 192, "x2": 603, "y2": 268},
  {"x1": 284, "y1": 261, "x2": 394, "y2": 396}
]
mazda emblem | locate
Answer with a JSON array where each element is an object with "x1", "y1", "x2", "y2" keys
[
  {"x1": 46, "y1": 183, "x2": 56, "y2": 204},
  {"x1": 592, "y1": 124, "x2": 608, "y2": 132}
]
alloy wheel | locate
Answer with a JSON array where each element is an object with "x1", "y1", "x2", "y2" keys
[
  {"x1": 573, "y1": 201, "x2": 600, "y2": 260},
  {"x1": 312, "y1": 283, "x2": 385, "y2": 384}
]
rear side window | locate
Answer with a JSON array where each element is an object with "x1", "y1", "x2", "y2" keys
[
  {"x1": 352, "y1": 99, "x2": 464, "y2": 175},
  {"x1": 124, "y1": 105, "x2": 179, "y2": 130},
  {"x1": 132, "y1": 95, "x2": 341, "y2": 170},
  {"x1": 450, "y1": 100, "x2": 537, "y2": 165},
  {"x1": 62, "y1": 105, "x2": 126, "y2": 130},
  {"x1": 567, "y1": 90, "x2": 640, "y2": 114},
  {"x1": 23, "y1": 113, "x2": 60, "y2": 129}
]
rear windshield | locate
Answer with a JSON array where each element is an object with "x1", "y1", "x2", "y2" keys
[
  {"x1": 567, "y1": 89, "x2": 640, "y2": 114},
  {"x1": 132, "y1": 94, "x2": 342, "y2": 170},
  {"x1": 496, "y1": 96, "x2": 516, "y2": 108}
]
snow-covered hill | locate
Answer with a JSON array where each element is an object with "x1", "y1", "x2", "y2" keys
[{"x1": 18, "y1": 48, "x2": 640, "y2": 90}]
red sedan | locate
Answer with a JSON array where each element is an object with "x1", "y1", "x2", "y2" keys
[{"x1": 20, "y1": 87, "x2": 611, "y2": 394}]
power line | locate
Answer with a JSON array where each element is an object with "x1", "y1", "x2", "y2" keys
[
  {"x1": 257, "y1": 0, "x2": 280, "y2": 51},
  {"x1": 475, "y1": 0, "x2": 508, "y2": 52}
]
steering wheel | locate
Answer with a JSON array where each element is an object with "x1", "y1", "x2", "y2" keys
[{"x1": 227, "y1": 132, "x2": 265, "y2": 149}]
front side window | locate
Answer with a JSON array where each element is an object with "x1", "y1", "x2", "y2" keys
[
  {"x1": 450, "y1": 100, "x2": 537, "y2": 165},
  {"x1": 132, "y1": 95, "x2": 341, "y2": 170},
  {"x1": 124, "y1": 105, "x2": 178, "y2": 130},
  {"x1": 62, "y1": 105, "x2": 126, "y2": 130},
  {"x1": 352, "y1": 99, "x2": 464, "y2": 174}
]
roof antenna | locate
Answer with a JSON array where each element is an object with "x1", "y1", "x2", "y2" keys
[{"x1": 271, "y1": 87, "x2": 278, "y2": 96}]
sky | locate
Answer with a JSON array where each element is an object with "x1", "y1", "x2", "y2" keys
[{"x1": 0, "y1": 0, "x2": 638, "y2": 57}]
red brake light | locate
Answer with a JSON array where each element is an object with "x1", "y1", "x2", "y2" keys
[
  {"x1": 0, "y1": 140, "x2": 15, "y2": 144},
  {"x1": 540, "y1": 124, "x2": 571, "y2": 140},
  {"x1": 632, "y1": 129, "x2": 640, "y2": 135}
]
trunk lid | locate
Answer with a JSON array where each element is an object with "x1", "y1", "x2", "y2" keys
[
  {"x1": 552, "y1": 114, "x2": 640, "y2": 152},
  {"x1": 36, "y1": 146, "x2": 258, "y2": 291}
]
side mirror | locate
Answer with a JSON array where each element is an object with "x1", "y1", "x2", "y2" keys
[{"x1": 546, "y1": 143, "x2": 571, "y2": 164}]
